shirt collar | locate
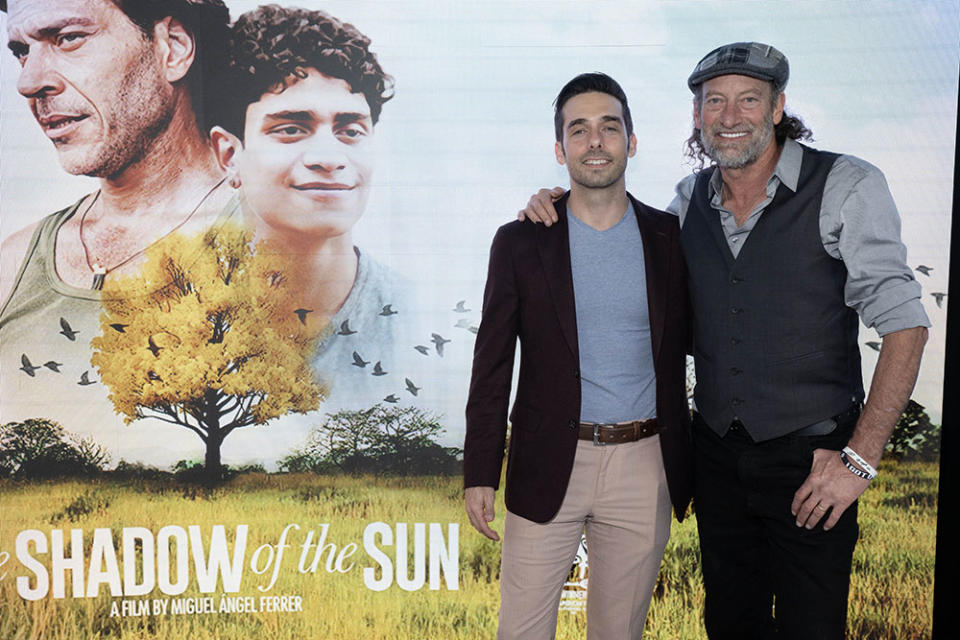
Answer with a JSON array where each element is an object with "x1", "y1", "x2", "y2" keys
[{"x1": 707, "y1": 137, "x2": 804, "y2": 200}]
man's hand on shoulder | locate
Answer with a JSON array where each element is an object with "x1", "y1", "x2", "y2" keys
[
  {"x1": 465, "y1": 486, "x2": 500, "y2": 541},
  {"x1": 517, "y1": 187, "x2": 565, "y2": 227}
]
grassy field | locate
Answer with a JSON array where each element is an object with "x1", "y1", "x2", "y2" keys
[{"x1": 0, "y1": 460, "x2": 938, "y2": 639}]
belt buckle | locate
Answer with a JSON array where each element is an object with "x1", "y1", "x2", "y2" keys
[{"x1": 593, "y1": 423, "x2": 607, "y2": 446}]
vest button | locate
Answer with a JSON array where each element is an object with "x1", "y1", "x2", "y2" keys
[
  {"x1": 730, "y1": 307, "x2": 742, "y2": 315},
  {"x1": 731, "y1": 398, "x2": 743, "y2": 406},
  {"x1": 731, "y1": 275, "x2": 744, "y2": 284},
  {"x1": 731, "y1": 337, "x2": 741, "y2": 345},
  {"x1": 730, "y1": 367, "x2": 742, "y2": 375}
]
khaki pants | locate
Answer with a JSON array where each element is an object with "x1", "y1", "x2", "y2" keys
[{"x1": 498, "y1": 435, "x2": 672, "y2": 639}]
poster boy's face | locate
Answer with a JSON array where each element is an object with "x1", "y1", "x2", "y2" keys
[{"x1": 235, "y1": 68, "x2": 375, "y2": 240}]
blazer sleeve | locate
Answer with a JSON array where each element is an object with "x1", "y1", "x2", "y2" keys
[{"x1": 463, "y1": 224, "x2": 521, "y2": 489}]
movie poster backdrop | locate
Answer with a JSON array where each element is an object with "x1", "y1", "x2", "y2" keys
[{"x1": 1, "y1": 1, "x2": 955, "y2": 637}]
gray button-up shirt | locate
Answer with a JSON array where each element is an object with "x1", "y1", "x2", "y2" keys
[{"x1": 667, "y1": 138, "x2": 930, "y2": 336}]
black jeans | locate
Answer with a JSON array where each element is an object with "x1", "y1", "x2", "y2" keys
[{"x1": 692, "y1": 411, "x2": 860, "y2": 640}]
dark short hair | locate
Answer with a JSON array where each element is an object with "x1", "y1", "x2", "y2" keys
[
  {"x1": 113, "y1": 1, "x2": 231, "y2": 136},
  {"x1": 553, "y1": 73, "x2": 633, "y2": 142},
  {"x1": 214, "y1": 4, "x2": 394, "y2": 137},
  {"x1": 683, "y1": 82, "x2": 812, "y2": 168}
]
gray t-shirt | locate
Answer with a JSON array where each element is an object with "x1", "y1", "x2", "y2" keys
[
  {"x1": 567, "y1": 205, "x2": 657, "y2": 423},
  {"x1": 310, "y1": 248, "x2": 415, "y2": 407}
]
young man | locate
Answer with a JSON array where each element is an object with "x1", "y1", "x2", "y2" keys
[
  {"x1": 208, "y1": 5, "x2": 403, "y2": 400},
  {"x1": 520, "y1": 43, "x2": 929, "y2": 640},
  {"x1": 0, "y1": 0, "x2": 231, "y2": 452},
  {"x1": 464, "y1": 73, "x2": 692, "y2": 639}
]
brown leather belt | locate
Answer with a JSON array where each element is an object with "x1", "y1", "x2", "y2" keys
[{"x1": 578, "y1": 418, "x2": 659, "y2": 446}]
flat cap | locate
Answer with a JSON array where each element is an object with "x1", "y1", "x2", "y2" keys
[{"x1": 688, "y1": 42, "x2": 789, "y2": 92}]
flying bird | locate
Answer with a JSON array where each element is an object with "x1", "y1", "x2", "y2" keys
[
  {"x1": 414, "y1": 345, "x2": 430, "y2": 356},
  {"x1": 147, "y1": 336, "x2": 162, "y2": 357},
  {"x1": 109, "y1": 323, "x2": 129, "y2": 333},
  {"x1": 468, "y1": 326, "x2": 479, "y2": 334},
  {"x1": 59, "y1": 317, "x2": 78, "y2": 341},
  {"x1": 931, "y1": 292, "x2": 947, "y2": 308},
  {"x1": 453, "y1": 300, "x2": 471, "y2": 313},
  {"x1": 379, "y1": 305, "x2": 397, "y2": 316},
  {"x1": 20, "y1": 354, "x2": 41, "y2": 377},
  {"x1": 43, "y1": 361, "x2": 63, "y2": 372},
  {"x1": 294, "y1": 308, "x2": 313, "y2": 324},
  {"x1": 454, "y1": 318, "x2": 472, "y2": 329},
  {"x1": 78, "y1": 371, "x2": 96, "y2": 386},
  {"x1": 337, "y1": 320, "x2": 357, "y2": 335},
  {"x1": 915, "y1": 265, "x2": 933, "y2": 276},
  {"x1": 351, "y1": 351, "x2": 369, "y2": 367},
  {"x1": 383, "y1": 394, "x2": 399, "y2": 403},
  {"x1": 431, "y1": 333, "x2": 451, "y2": 356},
  {"x1": 405, "y1": 378, "x2": 421, "y2": 396},
  {"x1": 372, "y1": 361, "x2": 388, "y2": 376},
  {"x1": 864, "y1": 341, "x2": 881, "y2": 352},
  {"x1": 147, "y1": 370, "x2": 163, "y2": 382}
]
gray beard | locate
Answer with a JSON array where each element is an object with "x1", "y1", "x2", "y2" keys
[{"x1": 702, "y1": 115, "x2": 774, "y2": 170}]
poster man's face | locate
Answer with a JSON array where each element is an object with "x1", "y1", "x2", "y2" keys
[
  {"x1": 695, "y1": 74, "x2": 784, "y2": 170},
  {"x1": 234, "y1": 69, "x2": 375, "y2": 240},
  {"x1": 6, "y1": 0, "x2": 177, "y2": 178},
  {"x1": 555, "y1": 91, "x2": 636, "y2": 190}
]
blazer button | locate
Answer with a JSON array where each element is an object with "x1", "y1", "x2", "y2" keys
[
  {"x1": 568, "y1": 419, "x2": 578, "y2": 429},
  {"x1": 573, "y1": 369, "x2": 580, "y2": 379}
]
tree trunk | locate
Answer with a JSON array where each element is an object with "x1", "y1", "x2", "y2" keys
[
  {"x1": 202, "y1": 389, "x2": 223, "y2": 482},
  {"x1": 204, "y1": 433, "x2": 223, "y2": 481}
]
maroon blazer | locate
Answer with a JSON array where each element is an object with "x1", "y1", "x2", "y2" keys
[{"x1": 464, "y1": 192, "x2": 693, "y2": 523}]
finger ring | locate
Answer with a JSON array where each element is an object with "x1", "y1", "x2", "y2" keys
[{"x1": 815, "y1": 504, "x2": 827, "y2": 511}]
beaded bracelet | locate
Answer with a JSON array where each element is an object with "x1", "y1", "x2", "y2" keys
[{"x1": 840, "y1": 450, "x2": 876, "y2": 481}]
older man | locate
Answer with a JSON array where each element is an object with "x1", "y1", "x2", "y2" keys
[
  {"x1": 521, "y1": 42, "x2": 928, "y2": 639},
  {"x1": 1, "y1": 0, "x2": 230, "y2": 441}
]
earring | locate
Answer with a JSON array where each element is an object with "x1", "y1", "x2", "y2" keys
[{"x1": 228, "y1": 174, "x2": 241, "y2": 189}]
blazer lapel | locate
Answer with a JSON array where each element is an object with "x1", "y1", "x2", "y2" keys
[
  {"x1": 630, "y1": 194, "x2": 668, "y2": 364},
  {"x1": 536, "y1": 194, "x2": 579, "y2": 361}
]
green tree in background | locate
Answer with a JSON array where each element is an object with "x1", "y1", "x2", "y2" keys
[
  {"x1": 281, "y1": 405, "x2": 462, "y2": 475},
  {"x1": 885, "y1": 399, "x2": 940, "y2": 462},
  {"x1": 0, "y1": 418, "x2": 109, "y2": 478}
]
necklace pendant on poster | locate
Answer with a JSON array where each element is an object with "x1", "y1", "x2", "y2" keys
[{"x1": 91, "y1": 263, "x2": 107, "y2": 291}]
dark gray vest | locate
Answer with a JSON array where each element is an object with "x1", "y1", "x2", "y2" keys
[{"x1": 681, "y1": 145, "x2": 864, "y2": 441}]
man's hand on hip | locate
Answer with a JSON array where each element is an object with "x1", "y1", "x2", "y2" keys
[
  {"x1": 465, "y1": 486, "x2": 501, "y2": 541},
  {"x1": 791, "y1": 448, "x2": 870, "y2": 531}
]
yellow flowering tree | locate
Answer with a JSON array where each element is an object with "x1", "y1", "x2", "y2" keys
[{"x1": 91, "y1": 226, "x2": 326, "y2": 479}]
